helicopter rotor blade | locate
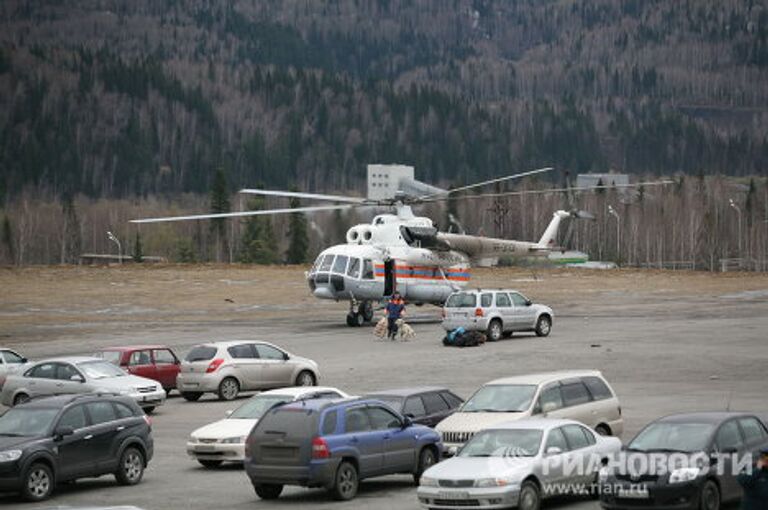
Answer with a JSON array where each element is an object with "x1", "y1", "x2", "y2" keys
[
  {"x1": 417, "y1": 167, "x2": 554, "y2": 200},
  {"x1": 239, "y1": 189, "x2": 367, "y2": 204},
  {"x1": 130, "y1": 204, "x2": 363, "y2": 224}
]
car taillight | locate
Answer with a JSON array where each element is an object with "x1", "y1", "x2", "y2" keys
[
  {"x1": 475, "y1": 308, "x2": 484, "y2": 317},
  {"x1": 206, "y1": 358, "x2": 224, "y2": 373},
  {"x1": 312, "y1": 437, "x2": 330, "y2": 459}
]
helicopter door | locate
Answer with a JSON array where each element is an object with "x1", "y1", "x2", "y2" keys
[{"x1": 384, "y1": 259, "x2": 396, "y2": 296}]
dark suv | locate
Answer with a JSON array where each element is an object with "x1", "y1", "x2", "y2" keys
[
  {"x1": 0, "y1": 394, "x2": 153, "y2": 501},
  {"x1": 244, "y1": 398, "x2": 442, "y2": 501},
  {"x1": 362, "y1": 387, "x2": 463, "y2": 427}
]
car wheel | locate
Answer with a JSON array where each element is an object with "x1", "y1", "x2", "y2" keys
[
  {"x1": 13, "y1": 392, "x2": 30, "y2": 406},
  {"x1": 518, "y1": 481, "x2": 541, "y2": 510},
  {"x1": 217, "y1": 377, "x2": 240, "y2": 401},
  {"x1": 346, "y1": 312, "x2": 364, "y2": 327},
  {"x1": 487, "y1": 320, "x2": 503, "y2": 342},
  {"x1": 595, "y1": 424, "x2": 611, "y2": 436},
  {"x1": 331, "y1": 460, "x2": 359, "y2": 501},
  {"x1": 413, "y1": 447, "x2": 437, "y2": 484},
  {"x1": 198, "y1": 460, "x2": 222, "y2": 469},
  {"x1": 535, "y1": 316, "x2": 551, "y2": 337},
  {"x1": 22, "y1": 463, "x2": 54, "y2": 502},
  {"x1": 181, "y1": 392, "x2": 202, "y2": 402},
  {"x1": 115, "y1": 447, "x2": 144, "y2": 486},
  {"x1": 295, "y1": 370, "x2": 316, "y2": 387},
  {"x1": 699, "y1": 480, "x2": 720, "y2": 510},
  {"x1": 358, "y1": 301, "x2": 374, "y2": 322},
  {"x1": 254, "y1": 483, "x2": 283, "y2": 500}
]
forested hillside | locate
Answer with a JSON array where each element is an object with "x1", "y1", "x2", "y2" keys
[{"x1": 1, "y1": 0, "x2": 767, "y2": 199}]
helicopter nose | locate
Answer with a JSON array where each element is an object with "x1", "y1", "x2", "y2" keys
[{"x1": 313, "y1": 286, "x2": 336, "y2": 299}]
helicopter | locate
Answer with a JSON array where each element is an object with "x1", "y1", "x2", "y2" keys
[{"x1": 132, "y1": 164, "x2": 667, "y2": 326}]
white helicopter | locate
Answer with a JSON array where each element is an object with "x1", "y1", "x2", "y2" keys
[{"x1": 132, "y1": 164, "x2": 665, "y2": 326}]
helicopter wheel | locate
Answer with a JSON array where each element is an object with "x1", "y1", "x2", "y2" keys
[
  {"x1": 358, "y1": 301, "x2": 374, "y2": 323},
  {"x1": 346, "y1": 312, "x2": 364, "y2": 327}
]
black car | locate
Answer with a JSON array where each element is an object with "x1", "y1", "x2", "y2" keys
[
  {"x1": 362, "y1": 386, "x2": 463, "y2": 427},
  {"x1": 600, "y1": 412, "x2": 768, "y2": 510},
  {"x1": 0, "y1": 393, "x2": 153, "y2": 501}
]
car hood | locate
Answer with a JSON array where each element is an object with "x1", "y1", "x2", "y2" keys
[
  {"x1": 191, "y1": 419, "x2": 258, "y2": 440},
  {"x1": 424, "y1": 456, "x2": 535, "y2": 481},
  {"x1": 0, "y1": 435, "x2": 38, "y2": 450},
  {"x1": 289, "y1": 355, "x2": 317, "y2": 368},
  {"x1": 436, "y1": 412, "x2": 525, "y2": 433},
  {"x1": 92, "y1": 374, "x2": 159, "y2": 389}
]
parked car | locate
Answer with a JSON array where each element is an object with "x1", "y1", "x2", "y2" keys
[
  {"x1": 0, "y1": 348, "x2": 28, "y2": 389},
  {"x1": 0, "y1": 393, "x2": 153, "y2": 501},
  {"x1": 176, "y1": 341, "x2": 320, "y2": 402},
  {"x1": 188, "y1": 386, "x2": 350, "y2": 467},
  {"x1": 418, "y1": 418, "x2": 622, "y2": 509},
  {"x1": 442, "y1": 289, "x2": 554, "y2": 341},
  {"x1": 94, "y1": 345, "x2": 181, "y2": 394},
  {"x1": 600, "y1": 412, "x2": 768, "y2": 510},
  {"x1": 0, "y1": 357, "x2": 166, "y2": 412},
  {"x1": 244, "y1": 398, "x2": 442, "y2": 501},
  {"x1": 436, "y1": 370, "x2": 623, "y2": 456},
  {"x1": 363, "y1": 387, "x2": 464, "y2": 427}
]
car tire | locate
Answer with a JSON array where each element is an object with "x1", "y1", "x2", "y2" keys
[
  {"x1": 181, "y1": 392, "x2": 202, "y2": 402},
  {"x1": 595, "y1": 424, "x2": 611, "y2": 436},
  {"x1": 21, "y1": 462, "x2": 54, "y2": 502},
  {"x1": 115, "y1": 447, "x2": 144, "y2": 486},
  {"x1": 217, "y1": 377, "x2": 240, "y2": 401},
  {"x1": 487, "y1": 320, "x2": 503, "y2": 342},
  {"x1": 699, "y1": 480, "x2": 720, "y2": 510},
  {"x1": 331, "y1": 460, "x2": 359, "y2": 501},
  {"x1": 518, "y1": 480, "x2": 541, "y2": 510},
  {"x1": 413, "y1": 447, "x2": 437, "y2": 485},
  {"x1": 198, "y1": 460, "x2": 222, "y2": 469},
  {"x1": 13, "y1": 392, "x2": 30, "y2": 406},
  {"x1": 254, "y1": 483, "x2": 283, "y2": 500},
  {"x1": 295, "y1": 370, "x2": 316, "y2": 387},
  {"x1": 535, "y1": 315, "x2": 551, "y2": 337}
]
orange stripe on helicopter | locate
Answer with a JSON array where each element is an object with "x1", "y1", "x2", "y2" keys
[{"x1": 374, "y1": 264, "x2": 471, "y2": 281}]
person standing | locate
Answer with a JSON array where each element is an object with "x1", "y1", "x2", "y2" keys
[
  {"x1": 737, "y1": 448, "x2": 768, "y2": 510},
  {"x1": 385, "y1": 292, "x2": 405, "y2": 341}
]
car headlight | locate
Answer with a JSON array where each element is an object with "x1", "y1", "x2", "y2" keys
[
  {"x1": 474, "y1": 477, "x2": 520, "y2": 488},
  {"x1": 0, "y1": 450, "x2": 22, "y2": 462},
  {"x1": 221, "y1": 436, "x2": 246, "y2": 444},
  {"x1": 420, "y1": 476, "x2": 438, "y2": 487},
  {"x1": 669, "y1": 467, "x2": 701, "y2": 484}
]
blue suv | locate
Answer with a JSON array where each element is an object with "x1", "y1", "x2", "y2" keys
[{"x1": 244, "y1": 398, "x2": 442, "y2": 500}]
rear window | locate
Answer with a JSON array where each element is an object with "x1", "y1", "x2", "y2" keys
[
  {"x1": 256, "y1": 407, "x2": 319, "y2": 438},
  {"x1": 186, "y1": 346, "x2": 217, "y2": 362},
  {"x1": 561, "y1": 382, "x2": 592, "y2": 407},
  {"x1": 446, "y1": 293, "x2": 476, "y2": 308},
  {"x1": 583, "y1": 377, "x2": 613, "y2": 400}
]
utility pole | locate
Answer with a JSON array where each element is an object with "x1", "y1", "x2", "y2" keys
[
  {"x1": 729, "y1": 198, "x2": 742, "y2": 259},
  {"x1": 608, "y1": 204, "x2": 620, "y2": 264}
]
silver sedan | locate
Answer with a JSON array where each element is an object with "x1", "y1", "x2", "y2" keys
[{"x1": 417, "y1": 418, "x2": 621, "y2": 510}]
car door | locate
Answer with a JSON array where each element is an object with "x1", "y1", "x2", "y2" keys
[
  {"x1": 54, "y1": 363, "x2": 89, "y2": 395},
  {"x1": 152, "y1": 348, "x2": 180, "y2": 390},
  {"x1": 541, "y1": 427, "x2": 570, "y2": 493},
  {"x1": 127, "y1": 349, "x2": 156, "y2": 382},
  {"x1": 509, "y1": 292, "x2": 537, "y2": 328},
  {"x1": 421, "y1": 392, "x2": 451, "y2": 428},
  {"x1": 402, "y1": 396, "x2": 428, "y2": 425},
  {"x1": 54, "y1": 404, "x2": 94, "y2": 479},
  {"x1": 367, "y1": 405, "x2": 415, "y2": 472},
  {"x1": 343, "y1": 405, "x2": 384, "y2": 476},
  {"x1": 713, "y1": 419, "x2": 746, "y2": 499},
  {"x1": 22, "y1": 362, "x2": 58, "y2": 398},
  {"x1": 83, "y1": 401, "x2": 122, "y2": 471},
  {"x1": 534, "y1": 383, "x2": 565, "y2": 418},
  {"x1": 254, "y1": 344, "x2": 294, "y2": 387},
  {"x1": 494, "y1": 292, "x2": 514, "y2": 331},
  {"x1": 558, "y1": 379, "x2": 596, "y2": 427},
  {"x1": 226, "y1": 343, "x2": 263, "y2": 390},
  {"x1": 561, "y1": 424, "x2": 600, "y2": 486}
]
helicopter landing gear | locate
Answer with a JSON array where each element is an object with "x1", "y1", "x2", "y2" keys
[{"x1": 346, "y1": 300, "x2": 374, "y2": 327}]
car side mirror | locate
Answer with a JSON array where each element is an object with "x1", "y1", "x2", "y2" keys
[
  {"x1": 20, "y1": 357, "x2": 28, "y2": 363},
  {"x1": 402, "y1": 416, "x2": 413, "y2": 428},
  {"x1": 525, "y1": 300, "x2": 532, "y2": 306},
  {"x1": 546, "y1": 446, "x2": 562, "y2": 455},
  {"x1": 542, "y1": 402, "x2": 557, "y2": 414},
  {"x1": 283, "y1": 353, "x2": 290, "y2": 361},
  {"x1": 70, "y1": 374, "x2": 84, "y2": 383},
  {"x1": 54, "y1": 426, "x2": 74, "y2": 440}
]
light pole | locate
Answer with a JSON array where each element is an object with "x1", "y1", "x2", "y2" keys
[
  {"x1": 107, "y1": 231, "x2": 122, "y2": 264},
  {"x1": 608, "y1": 204, "x2": 620, "y2": 264},
  {"x1": 728, "y1": 198, "x2": 742, "y2": 258}
]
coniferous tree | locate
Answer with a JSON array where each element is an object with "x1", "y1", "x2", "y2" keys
[
  {"x1": 285, "y1": 197, "x2": 309, "y2": 264},
  {"x1": 133, "y1": 231, "x2": 143, "y2": 262},
  {"x1": 239, "y1": 198, "x2": 278, "y2": 264}
]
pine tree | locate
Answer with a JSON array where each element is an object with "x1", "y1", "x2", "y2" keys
[
  {"x1": 239, "y1": 198, "x2": 278, "y2": 264},
  {"x1": 209, "y1": 167, "x2": 230, "y2": 262},
  {"x1": 285, "y1": 197, "x2": 309, "y2": 264},
  {"x1": 2, "y1": 215, "x2": 14, "y2": 264},
  {"x1": 133, "y1": 230, "x2": 143, "y2": 262}
]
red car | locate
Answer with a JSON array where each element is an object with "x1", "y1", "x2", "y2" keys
[{"x1": 94, "y1": 345, "x2": 181, "y2": 394}]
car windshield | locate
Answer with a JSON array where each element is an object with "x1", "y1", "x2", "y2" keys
[
  {"x1": 76, "y1": 360, "x2": 125, "y2": 379},
  {"x1": 461, "y1": 385, "x2": 537, "y2": 413},
  {"x1": 0, "y1": 407, "x2": 59, "y2": 437},
  {"x1": 446, "y1": 293, "x2": 477, "y2": 308},
  {"x1": 185, "y1": 346, "x2": 217, "y2": 362},
  {"x1": 459, "y1": 429, "x2": 543, "y2": 458},
  {"x1": 628, "y1": 422, "x2": 715, "y2": 453},
  {"x1": 229, "y1": 395, "x2": 293, "y2": 419}
]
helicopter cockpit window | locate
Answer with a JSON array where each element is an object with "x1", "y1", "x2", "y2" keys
[
  {"x1": 362, "y1": 259, "x2": 375, "y2": 280},
  {"x1": 347, "y1": 258, "x2": 361, "y2": 278},
  {"x1": 311, "y1": 255, "x2": 323, "y2": 273},
  {"x1": 319, "y1": 254, "x2": 334, "y2": 272},
  {"x1": 333, "y1": 255, "x2": 349, "y2": 274}
]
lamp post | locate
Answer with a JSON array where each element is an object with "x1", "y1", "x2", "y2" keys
[
  {"x1": 107, "y1": 231, "x2": 122, "y2": 264},
  {"x1": 728, "y1": 198, "x2": 742, "y2": 258},
  {"x1": 608, "y1": 204, "x2": 620, "y2": 264}
]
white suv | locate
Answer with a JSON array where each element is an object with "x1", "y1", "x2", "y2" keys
[
  {"x1": 436, "y1": 370, "x2": 624, "y2": 455},
  {"x1": 442, "y1": 289, "x2": 553, "y2": 341}
]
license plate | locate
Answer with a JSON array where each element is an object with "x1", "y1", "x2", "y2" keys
[
  {"x1": 438, "y1": 491, "x2": 469, "y2": 500},
  {"x1": 618, "y1": 487, "x2": 650, "y2": 499},
  {"x1": 143, "y1": 397, "x2": 160, "y2": 403},
  {"x1": 182, "y1": 382, "x2": 199, "y2": 388}
]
